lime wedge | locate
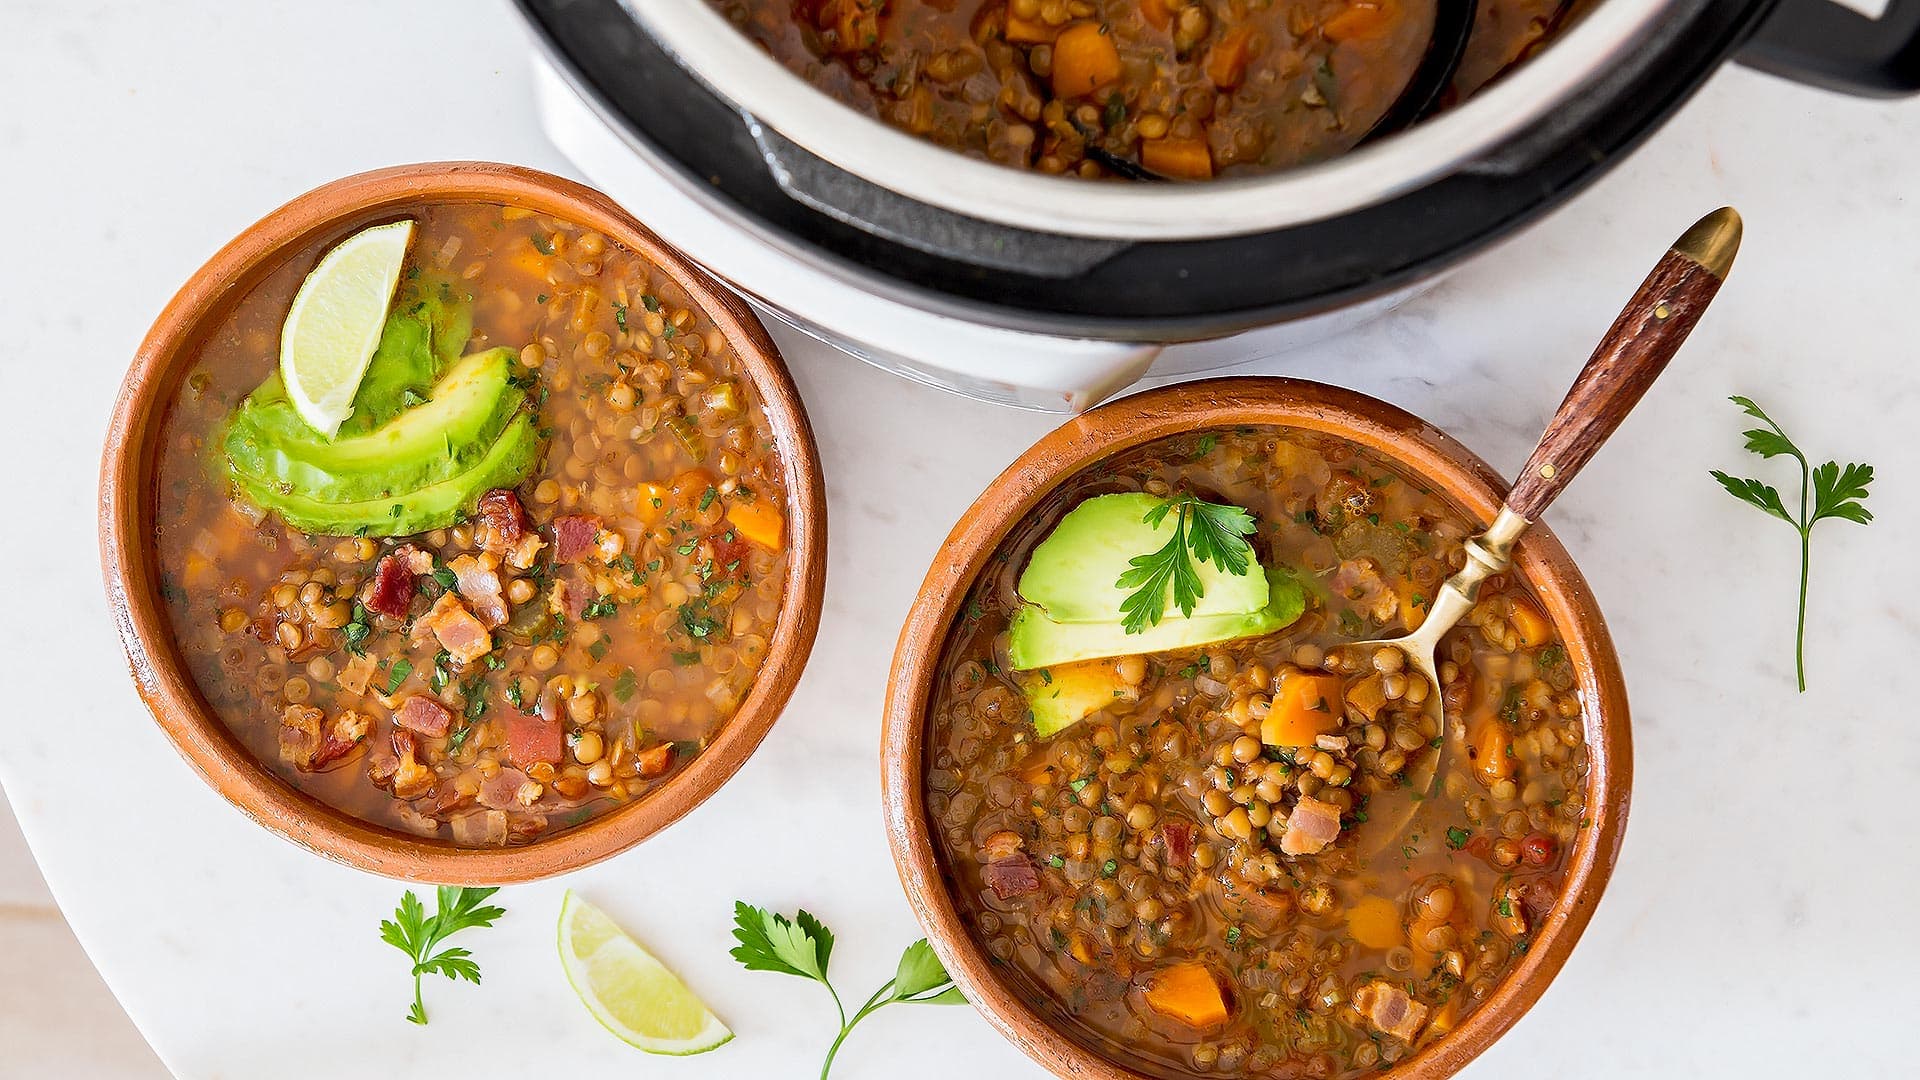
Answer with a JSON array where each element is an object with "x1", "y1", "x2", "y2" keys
[
  {"x1": 279, "y1": 219, "x2": 414, "y2": 438},
  {"x1": 558, "y1": 890, "x2": 734, "y2": 1055}
]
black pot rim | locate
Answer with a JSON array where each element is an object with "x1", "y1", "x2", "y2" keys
[{"x1": 515, "y1": 0, "x2": 1770, "y2": 341}]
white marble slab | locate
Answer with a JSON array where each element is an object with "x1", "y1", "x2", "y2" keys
[{"x1": 1, "y1": 2, "x2": 1915, "y2": 1077}]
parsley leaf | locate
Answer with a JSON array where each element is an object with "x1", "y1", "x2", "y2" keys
[
  {"x1": 730, "y1": 903, "x2": 963, "y2": 1076},
  {"x1": 377, "y1": 886, "x2": 505, "y2": 1025},
  {"x1": 1710, "y1": 396, "x2": 1874, "y2": 691},
  {"x1": 1114, "y1": 494, "x2": 1257, "y2": 634}
]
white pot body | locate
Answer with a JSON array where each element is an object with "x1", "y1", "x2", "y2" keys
[{"x1": 534, "y1": 56, "x2": 1435, "y2": 411}]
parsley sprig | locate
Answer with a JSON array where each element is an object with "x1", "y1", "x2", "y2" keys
[
  {"x1": 730, "y1": 903, "x2": 964, "y2": 1078},
  {"x1": 1710, "y1": 395, "x2": 1874, "y2": 691},
  {"x1": 378, "y1": 886, "x2": 506, "y2": 1025},
  {"x1": 1115, "y1": 494, "x2": 1258, "y2": 634}
]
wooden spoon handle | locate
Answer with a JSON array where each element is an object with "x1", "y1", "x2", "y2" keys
[{"x1": 1506, "y1": 207, "x2": 1743, "y2": 521}]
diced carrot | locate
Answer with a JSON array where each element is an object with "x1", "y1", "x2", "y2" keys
[
  {"x1": 1051, "y1": 22, "x2": 1123, "y2": 98},
  {"x1": 1347, "y1": 895, "x2": 1404, "y2": 950},
  {"x1": 726, "y1": 499, "x2": 785, "y2": 551},
  {"x1": 634, "y1": 482, "x2": 669, "y2": 524},
  {"x1": 1141, "y1": 0, "x2": 1174, "y2": 30},
  {"x1": 1510, "y1": 599, "x2": 1552, "y2": 647},
  {"x1": 1398, "y1": 585, "x2": 1429, "y2": 630},
  {"x1": 1005, "y1": 13, "x2": 1057, "y2": 43},
  {"x1": 1140, "y1": 136, "x2": 1214, "y2": 179},
  {"x1": 1206, "y1": 26, "x2": 1255, "y2": 89},
  {"x1": 508, "y1": 245, "x2": 551, "y2": 280},
  {"x1": 1469, "y1": 717, "x2": 1514, "y2": 787},
  {"x1": 1261, "y1": 673, "x2": 1345, "y2": 747},
  {"x1": 1324, "y1": 0, "x2": 1393, "y2": 42},
  {"x1": 1068, "y1": 930, "x2": 1096, "y2": 965},
  {"x1": 1143, "y1": 962, "x2": 1231, "y2": 1030},
  {"x1": 636, "y1": 742, "x2": 676, "y2": 779},
  {"x1": 182, "y1": 550, "x2": 216, "y2": 593}
]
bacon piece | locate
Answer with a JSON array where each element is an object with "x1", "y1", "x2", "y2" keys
[
  {"x1": 388, "y1": 729, "x2": 436, "y2": 799},
  {"x1": 476, "y1": 489, "x2": 530, "y2": 549},
  {"x1": 448, "y1": 553, "x2": 508, "y2": 628},
  {"x1": 412, "y1": 592, "x2": 493, "y2": 666},
  {"x1": 548, "y1": 574, "x2": 590, "y2": 621},
  {"x1": 506, "y1": 532, "x2": 545, "y2": 571},
  {"x1": 364, "y1": 544, "x2": 431, "y2": 620},
  {"x1": 983, "y1": 831, "x2": 1024, "y2": 860},
  {"x1": 431, "y1": 782, "x2": 475, "y2": 818},
  {"x1": 278, "y1": 704, "x2": 323, "y2": 768},
  {"x1": 983, "y1": 855, "x2": 1041, "y2": 900},
  {"x1": 707, "y1": 528, "x2": 751, "y2": 580},
  {"x1": 551, "y1": 514, "x2": 603, "y2": 563},
  {"x1": 478, "y1": 768, "x2": 540, "y2": 810},
  {"x1": 1279, "y1": 795, "x2": 1343, "y2": 856},
  {"x1": 1330, "y1": 557, "x2": 1399, "y2": 623},
  {"x1": 506, "y1": 711, "x2": 563, "y2": 767},
  {"x1": 449, "y1": 810, "x2": 508, "y2": 846},
  {"x1": 311, "y1": 710, "x2": 371, "y2": 769},
  {"x1": 636, "y1": 743, "x2": 676, "y2": 779},
  {"x1": 1162, "y1": 820, "x2": 1196, "y2": 868},
  {"x1": 393, "y1": 695, "x2": 453, "y2": 738},
  {"x1": 1356, "y1": 980, "x2": 1429, "y2": 1042}
]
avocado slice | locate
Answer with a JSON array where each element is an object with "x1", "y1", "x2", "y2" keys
[
  {"x1": 1019, "y1": 660, "x2": 1142, "y2": 738},
  {"x1": 1020, "y1": 492, "x2": 1270, "y2": 624},
  {"x1": 338, "y1": 270, "x2": 474, "y2": 437},
  {"x1": 223, "y1": 345, "x2": 522, "y2": 503},
  {"x1": 234, "y1": 412, "x2": 540, "y2": 536},
  {"x1": 224, "y1": 348, "x2": 524, "y2": 502},
  {"x1": 1008, "y1": 566, "x2": 1307, "y2": 672}
]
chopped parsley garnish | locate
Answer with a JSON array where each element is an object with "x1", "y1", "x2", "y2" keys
[
  {"x1": 385, "y1": 660, "x2": 413, "y2": 695},
  {"x1": 1446, "y1": 827, "x2": 1471, "y2": 850},
  {"x1": 641, "y1": 294, "x2": 661, "y2": 313},
  {"x1": 612, "y1": 669, "x2": 638, "y2": 702}
]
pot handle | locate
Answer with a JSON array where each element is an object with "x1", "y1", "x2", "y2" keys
[{"x1": 1738, "y1": 0, "x2": 1920, "y2": 96}]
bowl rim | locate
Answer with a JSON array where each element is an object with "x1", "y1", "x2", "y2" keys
[
  {"x1": 99, "y1": 161, "x2": 828, "y2": 884},
  {"x1": 882, "y1": 377, "x2": 1631, "y2": 1079}
]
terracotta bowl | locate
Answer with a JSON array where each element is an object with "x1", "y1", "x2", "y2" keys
[
  {"x1": 883, "y1": 377, "x2": 1630, "y2": 1078},
  {"x1": 100, "y1": 162, "x2": 827, "y2": 884}
]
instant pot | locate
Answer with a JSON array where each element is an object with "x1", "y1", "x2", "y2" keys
[{"x1": 516, "y1": 0, "x2": 1918, "y2": 408}]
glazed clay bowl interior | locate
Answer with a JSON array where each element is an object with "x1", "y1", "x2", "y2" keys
[
  {"x1": 882, "y1": 377, "x2": 1630, "y2": 1079},
  {"x1": 100, "y1": 162, "x2": 827, "y2": 884}
]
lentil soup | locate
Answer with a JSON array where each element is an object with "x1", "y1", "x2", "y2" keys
[
  {"x1": 153, "y1": 202, "x2": 791, "y2": 847},
  {"x1": 924, "y1": 426, "x2": 1590, "y2": 1076},
  {"x1": 710, "y1": 0, "x2": 1573, "y2": 180}
]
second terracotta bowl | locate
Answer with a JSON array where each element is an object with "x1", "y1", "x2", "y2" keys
[
  {"x1": 99, "y1": 163, "x2": 827, "y2": 884},
  {"x1": 882, "y1": 377, "x2": 1630, "y2": 1078}
]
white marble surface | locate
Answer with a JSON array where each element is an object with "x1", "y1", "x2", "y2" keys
[{"x1": 3, "y1": 2, "x2": 1917, "y2": 1077}]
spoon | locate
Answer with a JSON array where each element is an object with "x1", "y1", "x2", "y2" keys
[{"x1": 1363, "y1": 206, "x2": 1743, "y2": 830}]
